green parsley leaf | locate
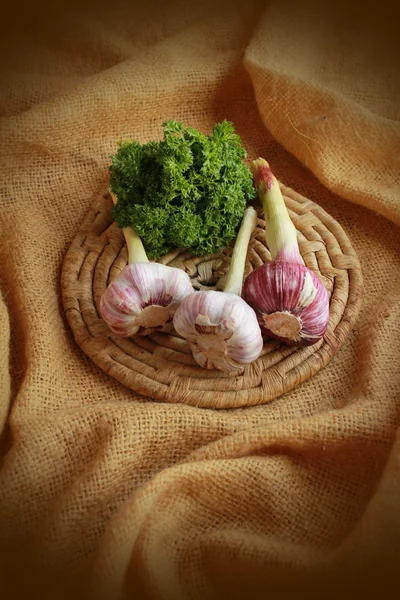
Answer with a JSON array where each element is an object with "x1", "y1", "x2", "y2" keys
[{"x1": 109, "y1": 120, "x2": 255, "y2": 260}]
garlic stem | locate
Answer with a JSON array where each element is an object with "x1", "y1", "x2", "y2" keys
[
  {"x1": 250, "y1": 158, "x2": 303, "y2": 264},
  {"x1": 223, "y1": 206, "x2": 257, "y2": 296},
  {"x1": 109, "y1": 190, "x2": 149, "y2": 264}
]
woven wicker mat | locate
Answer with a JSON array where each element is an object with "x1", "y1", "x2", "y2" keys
[{"x1": 61, "y1": 184, "x2": 363, "y2": 409}]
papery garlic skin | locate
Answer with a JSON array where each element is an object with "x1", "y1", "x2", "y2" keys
[
  {"x1": 100, "y1": 262, "x2": 193, "y2": 337},
  {"x1": 173, "y1": 290, "x2": 263, "y2": 371},
  {"x1": 243, "y1": 261, "x2": 329, "y2": 345}
]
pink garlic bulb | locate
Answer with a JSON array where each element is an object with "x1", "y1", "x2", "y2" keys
[
  {"x1": 100, "y1": 262, "x2": 193, "y2": 337},
  {"x1": 242, "y1": 159, "x2": 330, "y2": 346},
  {"x1": 173, "y1": 290, "x2": 263, "y2": 371},
  {"x1": 173, "y1": 207, "x2": 263, "y2": 371},
  {"x1": 243, "y1": 261, "x2": 329, "y2": 345},
  {"x1": 99, "y1": 191, "x2": 193, "y2": 337}
]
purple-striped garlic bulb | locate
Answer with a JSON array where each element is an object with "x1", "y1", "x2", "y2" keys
[
  {"x1": 242, "y1": 159, "x2": 330, "y2": 346},
  {"x1": 99, "y1": 191, "x2": 193, "y2": 336},
  {"x1": 173, "y1": 207, "x2": 263, "y2": 372}
]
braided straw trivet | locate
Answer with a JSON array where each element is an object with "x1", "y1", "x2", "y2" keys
[{"x1": 61, "y1": 185, "x2": 363, "y2": 409}]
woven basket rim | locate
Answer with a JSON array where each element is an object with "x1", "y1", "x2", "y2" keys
[{"x1": 61, "y1": 182, "x2": 363, "y2": 409}]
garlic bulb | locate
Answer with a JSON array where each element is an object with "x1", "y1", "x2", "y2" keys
[
  {"x1": 243, "y1": 158, "x2": 330, "y2": 346},
  {"x1": 173, "y1": 207, "x2": 263, "y2": 371},
  {"x1": 100, "y1": 191, "x2": 193, "y2": 336},
  {"x1": 100, "y1": 262, "x2": 193, "y2": 336}
]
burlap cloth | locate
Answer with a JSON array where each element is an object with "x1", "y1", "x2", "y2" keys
[{"x1": 0, "y1": 1, "x2": 399, "y2": 599}]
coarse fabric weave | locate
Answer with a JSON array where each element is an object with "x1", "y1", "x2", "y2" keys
[{"x1": 0, "y1": 1, "x2": 399, "y2": 599}]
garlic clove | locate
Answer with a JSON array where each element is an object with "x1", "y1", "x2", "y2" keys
[
  {"x1": 100, "y1": 262, "x2": 194, "y2": 337},
  {"x1": 243, "y1": 261, "x2": 329, "y2": 345},
  {"x1": 173, "y1": 290, "x2": 264, "y2": 371}
]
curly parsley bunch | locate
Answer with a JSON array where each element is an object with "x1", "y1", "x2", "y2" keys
[{"x1": 110, "y1": 120, "x2": 255, "y2": 260}]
